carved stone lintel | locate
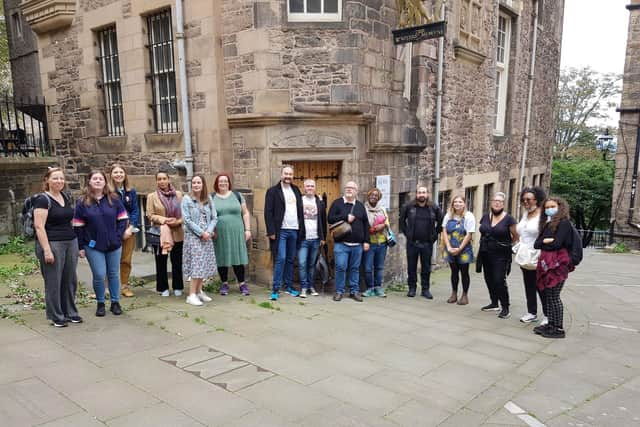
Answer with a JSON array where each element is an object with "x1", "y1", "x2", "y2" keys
[
  {"x1": 454, "y1": 44, "x2": 487, "y2": 66},
  {"x1": 22, "y1": 0, "x2": 76, "y2": 35},
  {"x1": 272, "y1": 129, "x2": 352, "y2": 150}
]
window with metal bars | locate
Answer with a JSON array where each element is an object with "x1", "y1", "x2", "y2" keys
[
  {"x1": 147, "y1": 10, "x2": 178, "y2": 133},
  {"x1": 98, "y1": 26, "x2": 125, "y2": 136}
]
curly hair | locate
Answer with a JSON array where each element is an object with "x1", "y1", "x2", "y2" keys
[
  {"x1": 519, "y1": 186, "x2": 547, "y2": 208},
  {"x1": 539, "y1": 196, "x2": 570, "y2": 234}
]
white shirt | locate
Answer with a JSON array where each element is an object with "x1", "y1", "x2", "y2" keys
[
  {"x1": 303, "y1": 195, "x2": 318, "y2": 240},
  {"x1": 517, "y1": 212, "x2": 541, "y2": 248},
  {"x1": 281, "y1": 184, "x2": 299, "y2": 230}
]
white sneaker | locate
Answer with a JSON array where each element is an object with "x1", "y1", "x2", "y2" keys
[
  {"x1": 160, "y1": 290, "x2": 170, "y2": 297},
  {"x1": 198, "y1": 292, "x2": 212, "y2": 302},
  {"x1": 299, "y1": 289, "x2": 308, "y2": 298},
  {"x1": 186, "y1": 294, "x2": 203, "y2": 306},
  {"x1": 520, "y1": 313, "x2": 538, "y2": 323},
  {"x1": 174, "y1": 290, "x2": 183, "y2": 297},
  {"x1": 309, "y1": 287, "x2": 319, "y2": 296},
  {"x1": 540, "y1": 316, "x2": 549, "y2": 326}
]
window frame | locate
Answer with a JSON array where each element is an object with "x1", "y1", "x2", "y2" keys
[
  {"x1": 482, "y1": 183, "x2": 494, "y2": 215},
  {"x1": 287, "y1": 0, "x2": 342, "y2": 22},
  {"x1": 465, "y1": 186, "x2": 477, "y2": 214},
  {"x1": 493, "y1": 12, "x2": 511, "y2": 136},
  {"x1": 97, "y1": 26, "x2": 125, "y2": 137},
  {"x1": 147, "y1": 9, "x2": 179, "y2": 134}
]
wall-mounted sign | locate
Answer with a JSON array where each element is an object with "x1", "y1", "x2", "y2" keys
[
  {"x1": 392, "y1": 21, "x2": 446, "y2": 45},
  {"x1": 376, "y1": 175, "x2": 391, "y2": 210}
]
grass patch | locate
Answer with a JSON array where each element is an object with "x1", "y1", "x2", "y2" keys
[
  {"x1": 612, "y1": 242, "x2": 630, "y2": 253},
  {"x1": 298, "y1": 301, "x2": 306, "y2": 306},
  {"x1": 129, "y1": 276, "x2": 147, "y2": 288},
  {"x1": 0, "y1": 305, "x2": 25, "y2": 324},
  {"x1": 257, "y1": 301, "x2": 281, "y2": 311},
  {"x1": 0, "y1": 237, "x2": 33, "y2": 257},
  {"x1": 194, "y1": 316, "x2": 207, "y2": 325},
  {"x1": 203, "y1": 278, "x2": 223, "y2": 294},
  {"x1": 215, "y1": 327, "x2": 225, "y2": 332},
  {"x1": 386, "y1": 281, "x2": 408, "y2": 292}
]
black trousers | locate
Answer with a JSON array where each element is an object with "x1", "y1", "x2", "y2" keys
[
  {"x1": 406, "y1": 241, "x2": 433, "y2": 292},
  {"x1": 521, "y1": 268, "x2": 546, "y2": 316},
  {"x1": 218, "y1": 265, "x2": 245, "y2": 283},
  {"x1": 450, "y1": 262, "x2": 470, "y2": 293},
  {"x1": 481, "y1": 251, "x2": 510, "y2": 308},
  {"x1": 154, "y1": 241, "x2": 183, "y2": 292}
]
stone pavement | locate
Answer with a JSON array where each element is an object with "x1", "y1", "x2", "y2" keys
[{"x1": 1, "y1": 249, "x2": 640, "y2": 426}]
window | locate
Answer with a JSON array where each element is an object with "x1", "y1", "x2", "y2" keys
[
  {"x1": 147, "y1": 10, "x2": 178, "y2": 133},
  {"x1": 508, "y1": 178, "x2": 516, "y2": 214},
  {"x1": 494, "y1": 13, "x2": 511, "y2": 135},
  {"x1": 12, "y1": 13, "x2": 23, "y2": 39},
  {"x1": 287, "y1": 0, "x2": 342, "y2": 22},
  {"x1": 465, "y1": 186, "x2": 477, "y2": 213},
  {"x1": 438, "y1": 190, "x2": 451, "y2": 211},
  {"x1": 483, "y1": 183, "x2": 494, "y2": 214},
  {"x1": 98, "y1": 26, "x2": 125, "y2": 136},
  {"x1": 538, "y1": 173, "x2": 544, "y2": 186}
]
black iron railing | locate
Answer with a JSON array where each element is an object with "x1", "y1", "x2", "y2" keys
[{"x1": 0, "y1": 94, "x2": 49, "y2": 157}]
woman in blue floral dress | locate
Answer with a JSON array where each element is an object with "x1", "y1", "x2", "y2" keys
[{"x1": 442, "y1": 195, "x2": 476, "y2": 305}]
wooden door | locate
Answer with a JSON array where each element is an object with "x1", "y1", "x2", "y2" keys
[{"x1": 289, "y1": 160, "x2": 341, "y2": 262}]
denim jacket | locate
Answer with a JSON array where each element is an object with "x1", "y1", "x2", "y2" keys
[
  {"x1": 115, "y1": 187, "x2": 140, "y2": 227},
  {"x1": 181, "y1": 194, "x2": 218, "y2": 237}
]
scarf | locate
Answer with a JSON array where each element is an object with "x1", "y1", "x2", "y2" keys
[
  {"x1": 157, "y1": 184, "x2": 181, "y2": 219},
  {"x1": 365, "y1": 202, "x2": 387, "y2": 235}
]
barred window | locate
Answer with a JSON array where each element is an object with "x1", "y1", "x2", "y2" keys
[
  {"x1": 147, "y1": 10, "x2": 178, "y2": 133},
  {"x1": 465, "y1": 186, "x2": 477, "y2": 213},
  {"x1": 98, "y1": 26, "x2": 125, "y2": 136}
]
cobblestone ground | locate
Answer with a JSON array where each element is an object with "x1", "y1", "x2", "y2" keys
[{"x1": 1, "y1": 249, "x2": 639, "y2": 426}]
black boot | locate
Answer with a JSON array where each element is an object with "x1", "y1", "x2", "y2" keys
[
  {"x1": 110, "y1": 301, "x2": 122, "y2": 315},
  {"x1": 421, "y1": 287, "x2": 433, "y2": 299},
  {"x1": 406, "y1": 287, "x2": 416, "y2": 297},
  {"x1": 96, "y1": 302, "x2": 106, "y2": 317}
]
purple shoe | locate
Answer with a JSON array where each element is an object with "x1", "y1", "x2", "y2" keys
[
  {"x1": 220, "y1": 283, "x2": 229, "y2": 296},
  {"x1": 239, "y1": 283, "x2": 250, "y2": 296}
]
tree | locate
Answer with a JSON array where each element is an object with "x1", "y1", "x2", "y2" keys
[
  {"x1": 555, "y1": 67, "x2": 621, "y2": 159},
  {"x1": 550, "y1": 159, "x2": 614, "y2": 232}
]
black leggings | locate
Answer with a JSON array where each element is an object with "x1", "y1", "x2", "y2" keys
[
  {"x1": 218, "y1": 265, "x2": 245, "y2": 283},
  {"x1": 450, "y1": 262, "x2": 470, "y2": 293}
]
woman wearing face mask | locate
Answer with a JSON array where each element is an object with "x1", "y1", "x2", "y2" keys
[
  {"x1": 515, "y1": 186, "x2": 548, "y2": 324},
  {"x1": 533, "y1": 196, "x2": 574, "y2": 339},
  {"x1": 478, "y1": 192, "x2": 518, "y2": 319},
  {"x1": 73, "y1": 170, "x2": 128, "y2": 317},
  {"x1": 146, "y1": 171, "x2": 184, "y2": 297},
  {"x1": 442, "y1": 195, "x2": 476, "y2": 305},
  {"x1": 363, "y1": 188, "x2": 390, "y2": 298},
  {"x1": 109, "y1": 164, "x2": 140, "y2": 298}
]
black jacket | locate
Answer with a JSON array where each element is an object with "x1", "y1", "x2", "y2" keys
[
  {"x1": 328, "y1": 198, "x2": 370, "y2": 244},
  {"x1": 264, "y1": 182, "x2": 305, "y2": 241},
  {"x1": 303, "y1": 195, "x2": 328, "y2": 241},
  {"x1": 399, "y1": 200, "x2": 443, "y2": 243}
]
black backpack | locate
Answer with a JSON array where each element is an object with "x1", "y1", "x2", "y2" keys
[
  {"x1": 21, "y1": 193, "x2": 51, "y2": 238},
  {"x1": 569, "y1": 224, "x2": 583, "y2": 267}
]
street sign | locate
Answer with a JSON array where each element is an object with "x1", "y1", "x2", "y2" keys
[{"x1": 392, "y1": 21, "x2": 446, "y2": 45}]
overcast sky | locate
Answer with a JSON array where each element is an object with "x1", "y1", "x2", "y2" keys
[{"x1": 561, "y1": 0, "x2": 629, "y2": 75}]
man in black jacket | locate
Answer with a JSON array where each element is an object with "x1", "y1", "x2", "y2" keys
[
  {"x1": 298, "y1": 179, "x2": 327, "y2": 298},
  {"x1": 264, "y1": 165, "x2": 305, "y2": 300},
  {"x1": 328, "y1": 181, "x2": 370, "y2": 302},
  {"x1": 399, "y1": 185, "x2": 443, "y2": 299}
]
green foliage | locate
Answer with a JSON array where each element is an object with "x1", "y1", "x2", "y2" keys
[
  {"x1": 0, "y1": 237, "x2": 32, "y2": 256},
  {"x1": 257, "y1": 301, "x2": 281, "y2": 311},
  {"x1": 194, "y1": 316, "x2": 206, "y2": 325},
  {"x1": 203, "y1": 278, "x2": 222, "y2": 293},
  {"x1": 6, "y1": 281, "x2": 45, "y2": 309},
  {"x1": 612, "y1": 242, "x2": 629, "y2": 253},
  {"x1": 550, "y1": 159, "x2": 614, "y2": 230}
]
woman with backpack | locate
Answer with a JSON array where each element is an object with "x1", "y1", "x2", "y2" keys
[
  {"x1": 211, "y1": 173, "x2": 251, "y2": 296},
  {"x1": 533, "y1": 196, "x2": 575, "y2": 339},
  {"x1": 109, "y1": 164, "x2": 140, "y2": 298},
  {"x1": 442, "y1": 195, "x2": 476, "y2": 305},
  {"x1": 73, "y1": 170, "x2": 128, "y2": 317},
  {"x1": 33, "y1": 167, "x2": 81, "y2": 327}
]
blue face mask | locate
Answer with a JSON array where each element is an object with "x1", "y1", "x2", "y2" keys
[{"x1": 545, "y1": 207, "x2": 558, "y2": 217}]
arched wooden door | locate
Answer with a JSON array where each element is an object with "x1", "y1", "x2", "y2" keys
[{"x1": 289, "y1": 160, "x2": 341, "y2": 263}]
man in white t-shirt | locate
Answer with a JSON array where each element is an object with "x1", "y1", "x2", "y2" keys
[
  {"x1": 298, "y1": 179, "x2": 327, "y2": 298},
  {"x1": 264, "y1": 166, "x2": 305, "y2": 300}
]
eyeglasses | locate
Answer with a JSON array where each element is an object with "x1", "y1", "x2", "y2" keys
[{"x1": 491, "y1": 199, "x2": 505, "y2": 203}]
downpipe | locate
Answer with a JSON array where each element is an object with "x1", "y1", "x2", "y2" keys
[{"x1": 175, "y1": 0, "x2": 194, "y2": 186}]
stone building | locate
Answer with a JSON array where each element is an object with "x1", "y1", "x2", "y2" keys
[
  {"x1": 8, "y1": 0, "x2": 564, "y2": 282},
  {"x1": 612, "y1": 0, "x2": 640, "y2": 249}
]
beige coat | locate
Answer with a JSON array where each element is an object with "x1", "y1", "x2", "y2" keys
[{"x1": 146, "y1": 190, "x2": 184, "y2": 242}]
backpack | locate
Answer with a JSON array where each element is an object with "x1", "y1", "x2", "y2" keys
[
  {"x1": 21, "y1": 193, "x2": 51, "y2": 238},
  {"x1": 569, "y1": 224, "x2": 583, "y2": 267}
]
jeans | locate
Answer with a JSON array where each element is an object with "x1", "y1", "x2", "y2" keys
[
  {"x1": 154, "y1": 241, "x2": 184, "y2": 292},
  {"x1": 334, "y1": 242, "x2": 363, "y2": 295},
  {"x1": 406, "y1": 241, "x2": 433, "y2": 292},
  {"x1": 36, "y1": 239, "x2": 79, "y2": 323},
  {"x1": 298, "y1": 239, "x2": 320, "y2": 290},
  {"x1": 364, "y1": 243, "x2": 387, "y2": 289},
  {"x1": 85, "y1": 246, "x2": 122, "y2": 303},
  {"x1": 272, "y1": 229, "x2": 298, "y2": 292}
]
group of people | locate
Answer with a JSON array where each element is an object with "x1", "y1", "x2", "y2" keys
[{"x1": 33, "y1": 164, "x2": 576, "y2": 339}]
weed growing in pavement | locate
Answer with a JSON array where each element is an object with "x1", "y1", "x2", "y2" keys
[
  {"x1": 177, "y1": 310, "x2": 189, "y2": 318},
  {"x1": 7, "y1": 281, "x2": 45, "y2": 310},
  {"x1": 248, "y1": 297, "x2": 256, "y2": 304},
  {"x1": 298, "y1": 301, "x2": 306, "y2": 306},
  {"x1": 386, "y1": 281, "x2": 408, "y2": 292},
  {"x1": 613, "y1": 242, "x2": 630, "y2": 253},
  {"x1": 128, "y1": 276, "x2": 147, "y2": 288},
  {"x1": 194, "y1": 316, "x2": 206, "y2": 325},
  {"x1": 215, "y1": 327, "x2": 225, "y2": 331},
  {"x1": 203, "y1": 278, "x2": 222, "y2": 293},
  {"x1": 0, "y1": 237, "x2": 32, "y2": 256},
  {"x1": 257, "y1": 301, "x2": 281, "y2": 311},
  {"x1": 0, "y1": 306, "x2": 25, "y2": 324}
]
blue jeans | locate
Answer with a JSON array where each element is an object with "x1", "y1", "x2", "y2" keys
[
  {"x1": 334, "y1": 242, "x2": 363, "y2": 295},
  {"x1": 272, "y1": 229, "x2": 298, "y2": 292},
  {"x1": 85, "y1": 246, "x2": 122, "y2": 303},
  {"x1": 364, "y1": 243, "x2": 387, "y2": 289},
  {"x1": 298, "y1": 239, "x2": 320, "y2": 290}
]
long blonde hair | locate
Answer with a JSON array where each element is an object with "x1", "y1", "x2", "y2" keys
[
  {"x1": 448, "y1": 195, "x2": 467, "y2": 218},
  {"x1": 108, "y1": 163, "x2": 131, "y2": 192}
]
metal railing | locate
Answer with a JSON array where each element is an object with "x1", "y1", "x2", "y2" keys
[
  {"x1": 577, "y1": 229, "x2": 609, "y2": 248},
  {"x1": 0, "y1": 94, "x2": 49, "y2": 157}
]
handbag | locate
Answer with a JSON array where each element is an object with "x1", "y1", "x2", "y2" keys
[
  {"x1": 329, "y1": 202, "x2": 356, "y2": 240},
  {"x1": 515, "y1": 244, "x2": 539, "y2": 270},
  {"x1": 387, "y1": 228, "x2": 397, "y2": 247},
  {"x1": 145, "y1": 225, "x2": 161, "y2": 247}
]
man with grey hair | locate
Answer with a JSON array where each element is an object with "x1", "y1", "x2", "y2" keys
[
  {"x1": 298, "y1": 179, "x2": 327, "y2": 297},
  {"x1": 399, "y1": 185, "x2": 443, "y2": 298}
]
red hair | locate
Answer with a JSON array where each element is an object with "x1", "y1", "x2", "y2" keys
[{"x1": 213, "y1": 172, "x2": 233, "y2": 193}]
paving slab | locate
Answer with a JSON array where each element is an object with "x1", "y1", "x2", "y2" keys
[
  {"x1": 106, "y1": 402, "x2": 204, "y2": 427},
  {"x1": 384, "y1": 398, "x2": 452, "y2": 427},
  {"x1": 159, "y1": 345, "x2": 224, "y2": 368},
  {"x1": 297, "y1": 402, "x2": 399, "y2": 427},
  {"x1": 208, "y1": 364, "x2": 275, "y2": 392}
]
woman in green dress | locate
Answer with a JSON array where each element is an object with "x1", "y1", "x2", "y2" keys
[{"x1": 212, "y1": 173, "x2": 251, "y2": 296}]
